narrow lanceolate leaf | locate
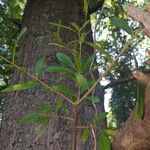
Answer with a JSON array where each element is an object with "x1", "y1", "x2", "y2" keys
[
  {"x1": 18, "y1": 113, "x2": 48, "y2": 125},
  {"x1": 83, "y1": 0, "x2": 89, "y2": 17},
  {"x1": 55, "y1": 99, "x2": 63, "y2": 113},
  {"x1": 18, "y1": 114, "x2": 38, "y2": 125},
  {"x1": 87, "y1": 96, "x2": 99, "y2": 103},
  {"x1": 75, "y1": 73, "x2": 88, "y2": 89},
  {"x1": 51, "y1": 85, "x2": 74, "y2": 96},
  {"x1": 82, "y1": 55, "x2": 93, "y2": 73},
  {"x1": 17, "y1": 27, "x2": 27, "y2": 40},
  {"x1": 110, "y1": 18, "x2": 132, "y2": 34},
  {"x1": 46, "y1": 66, "x2": 74, "y2": 76},
  {"x1": 80, "y1": 19, "x2": 90, "y2": 31},
  {"x1": 81, "y1": 129, "x2": 90, "y2": 142},
  {"x1": 136, "y1": 82, "x2": 145, "y2": 119},
  {"x1": 92, "y1": 112, "x2": 108, "y2": 125},
  {"x1": 99, "y1": 130, "x2": 111, "y2": 150},
  {"x1": 88, "y1": 42, "x2": 113, "y2": 62},
  {"x1": 0, "y1": 81, "x2": 38, "y2": 93},
  {"x1": 70, "y1": 23, "x2": 80, "y2": 32},
  {"x1": 34, "y1": 56, "x2": 45, "y2": 76},
  {"x1": 38, "y1": 102, "x2": 49, "y2": 113},
  {"x1": 74, "y1": 55, "x2": 82, "y2": 72},
  {"x1": 49, "y1": 22, "x2": 76, "y2": 33},
  {"x1": 56, "y1": 52, "x2": 76, "y2": 70}
]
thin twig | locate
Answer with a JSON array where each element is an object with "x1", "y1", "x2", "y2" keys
[
  {"x1": 72, "y1": 104, "x2": 78, "y2": 150},
  {"x1": 91, "y1": 128, "x2": 97, "y2": 150},
  {"x1": 0, "y1": 55, "x2": 74, "y2": 105},
  {"x1": 50, "y1": 114, "x2": 73, "y2": 121},
  {"x1": 76, "y1": 28, "x2": 143, "y2": 105},
  {"x1": 77, "y1": 125, "x2": 100, "y2": 129}
]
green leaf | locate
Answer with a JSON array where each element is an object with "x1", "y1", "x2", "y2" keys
[
  {"x1": 83, "y1": 0, "x2": 89, "y2": 17},
  {"x1": 92, "y1": 112, "x2": 108, "y2": 125},
  {"x1": 49, "y1": 22, "x2": 76, "y2": 33},
  {"x1": 1, "y1": 81, "x2": 38, "y2": 93},
  {"x1": 110, "y1": 18, "x2": 132, "y2": 34},
  {"x1": 56, "y1": 52, "x2": 76, "y2": 70},
  {"x1": 17, "y1": 27, "x2": 27, "y2": 40},
  {"x1": 48, "y1": 43, "x2": 66, "y2": 49},
  {"x1": 87, "y1": 96, "x2": 99, "y2": 103},
  {"x1": 38, "y1": 102, "x2": 49, "y2": 113},
  {"x1": 81, "y1": 129, "x2": 90, "y2": 142},
  {"x1": 18, "y1": 113, "x2": 48, "y2": 125},
  {"x1": 74, "y1": 55, "x2": 82, "y2": 72},
  {"x1": 55, "y1": 99, "x2": 63, "y2": 113},
  {"x1": 0, "y1": 80, "x2": 6, "y2": 86},
  {"x1": 99, "y1": 129, "x2": 111, "y2": 150},
  {"x1": 34, "y1": 56, "x2": 45, "y2": 76},
  {"x1": 46, "y1": 66, "x2": 74, "y2": 76},
  {"x1": 75, "y1": 73, "x2": 88, "y2": 89},
  {"x1": 104, "y1": 129, "x2": 116, "y2": 137},
  {"x1": 136, "y1": 82, "x2": 145, "y2": 119},
  {"x1": 82, "y1": 55, "x2": 93, "y2": 73},
  {"x1": 88, "y1": 42, "x2": 113, "y2": 62},
  {"x1": 70, "y1": 23, "x2": 80, "y2": 32},
  {"x1": 52, "y1": 84, "x2": 75, "y2": 96},
  {"x1": 80, "y1": 19, "x2": 90, "y2": 31},
  {"x1": 34, "y1": 115, "x2": 48, "y2": 125},
  {"x1": 18, "y1": 114, "x2": 38, "y2": 125}
]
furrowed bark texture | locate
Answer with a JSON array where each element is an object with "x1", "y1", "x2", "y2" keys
[
  {"x1": 0, "y1": 0, "x2": 105, "y2": 150},
  {"x1": 112, "y1": 72, "x2": 150, "y2": 150}
]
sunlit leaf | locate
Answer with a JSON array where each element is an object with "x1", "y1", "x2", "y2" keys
[
  {"x1": 83, "y1": 0, "x2": 89, "y2": 17},
  {"x1": 104, "y1": 129, "x2": 117, "y2": 137},
  {"x1": 99, "y1": 129, "x2": 111, "y2": 150},
  {"x1": 1, "y1": 81, "x2": 38, "y2": 93},
  {"x1": 82, "y1": 129, "x2": 90, "y2": 142}
]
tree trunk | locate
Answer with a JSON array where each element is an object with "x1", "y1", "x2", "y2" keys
[
  {"x1": 0, "y1": 0, "x2": 105, "y2": 149},
  {"x1": 112, "y1": 72, "x2": 150, "y2": 150}
]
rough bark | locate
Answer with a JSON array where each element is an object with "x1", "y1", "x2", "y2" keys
[
  {"x1": 0, "y1": 0, "x2": 105, "y2": 150},
  {"x1": 112, "y1": 71, "x2": 150, "y2": 150}
]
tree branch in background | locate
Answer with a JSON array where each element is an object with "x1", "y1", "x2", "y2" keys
[
  {"x1": 103, "y1": 70, "x2": 150, "y2": 90},
  {"x1": 89, "y1": 0, "x2": 104, "y2": 14}
]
